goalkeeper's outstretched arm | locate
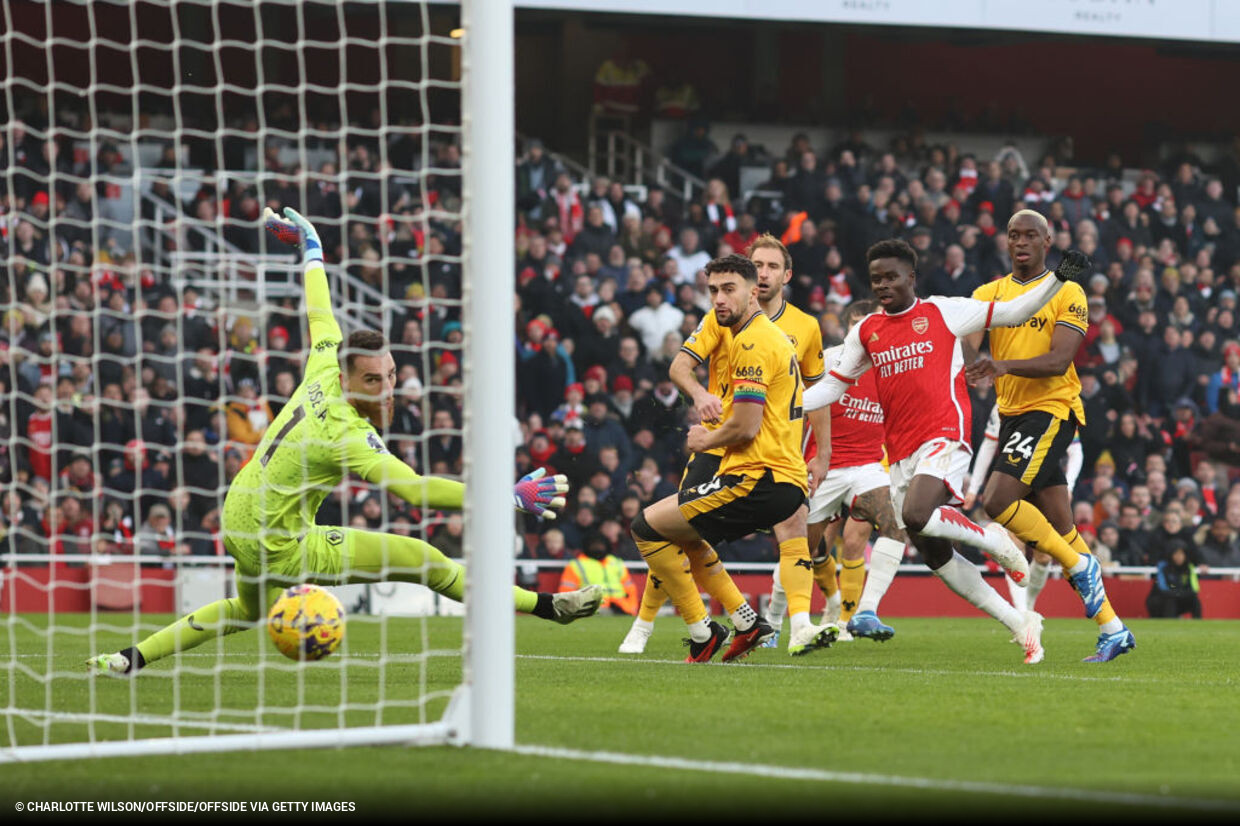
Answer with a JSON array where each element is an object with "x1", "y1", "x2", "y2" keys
[
  {"x1": 358, "y1": 453, "x2": 568, "y2": 521},
  {"x1": 264, "y1": 207, "x2": 341, "y2": 348}
]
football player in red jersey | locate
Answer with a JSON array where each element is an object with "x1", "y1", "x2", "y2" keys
[{"x1": 803, "y1": 239, "x2": 1091, "y2": 663}]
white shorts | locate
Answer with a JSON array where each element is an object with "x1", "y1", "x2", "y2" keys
[
  {"x1": 807, "y1": 462, "x2": 890, "y2": 525},
  {"x1": 889, "y1": 438, "x2": 971, "y2": 530}
]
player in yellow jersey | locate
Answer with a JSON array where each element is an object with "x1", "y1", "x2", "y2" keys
[
  {"x1": 627, "y1": 254, "x2": 835, "y2": 662},
  {"x1": 965, "y1": 209, "x2": 1134, "y2": 662},
  {"x1": 619, "y1": 236, "x2": 836, "y2": 657}
]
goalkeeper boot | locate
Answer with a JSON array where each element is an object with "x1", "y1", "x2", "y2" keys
[
  {"x1": 721, "y1": 617, "x2": 776, "y2": 662},
  {"x1": 847, "y1": 610, "x2": 894, "y2": 642},
  {"x1": 1083, "y1": 625, "x2": 1136, "y2": 663},
  {"x1": 683, "y1": 621, "x2": 729, "y2": 663},
  {"x1": 788, "y1": 622, "x2": 839, "y2": 656},
  {"x1": 1010, "y1": 610, "x2": 1044, "y2": 665},
  {"x1": 551, "y1": 585, "x2": 604, "y2": 624},
  {"x1": 1066, "y1": 553, "x2": 1106, "y2": 619},
  {"x1": 618, "y1": 621, "x2": 652, "y2": 654},
  {"x1": 982, "y1": 522, "x2": 1030, "y2": 586},
  {"x1": 86, "y1": 648, "x2": 141, "y2": 677}
]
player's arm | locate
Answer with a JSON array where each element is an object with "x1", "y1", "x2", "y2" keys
[
  {"x1": 803, "y1": 324, "x2": 870, "y2": 412},
  {"x1": 971, "y1": 324, "x2": 1084, "y2": 381},
  {"x1": 673, "y1": 317, "x2": 723, "y2": 422},
  {"x1": 954, "y1": 250, "x2": 1091, "y2": 336},
  {"x1": 687, "y1": 396, "x2": 761, "y2": 452},
  {"x1": 264, "y1": 207, "x2": 341, "y2": 348},
  {"x1": 348, "y1": 430, "x2": 568, "y2": 519},
  {"x1": 669, "y1": 350, "x2": 721, "y2": 423}
]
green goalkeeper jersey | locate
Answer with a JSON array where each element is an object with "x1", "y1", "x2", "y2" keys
[{"x1": 222, "y1": 260, "x2": 463, "y2": 554}]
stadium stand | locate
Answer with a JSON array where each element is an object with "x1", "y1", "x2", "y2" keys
[{"x1": 5, "y1": 104, "x2": 1240, "y2": 613}]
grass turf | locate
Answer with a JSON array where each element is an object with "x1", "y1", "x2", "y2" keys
[{"x1": 3, "y1": 612, "x2": 1239, "y2": 820}]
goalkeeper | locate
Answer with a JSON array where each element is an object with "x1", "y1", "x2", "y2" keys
[{"x1": 90, "y1": 208, "x2": 602, "y2": 676}]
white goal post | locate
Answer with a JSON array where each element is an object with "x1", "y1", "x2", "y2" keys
[{"x1": 0, "y1": 0, "x2": 513, "y2": 762}]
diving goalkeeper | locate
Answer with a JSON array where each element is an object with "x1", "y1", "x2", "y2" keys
[{"x1": 89, "y1": 208, "x2": 602, "y2": 676}]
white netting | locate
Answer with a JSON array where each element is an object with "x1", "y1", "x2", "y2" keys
[{"x1": 1, "y1": 0, "x2": 481, "y2": 758}]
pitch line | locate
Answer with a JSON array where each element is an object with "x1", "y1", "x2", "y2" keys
[
  {"x1": 515, "y1": 653, "x2": 1207, "y2": 686},
  {"x1": 7, "y1": 709, "x2": 285, "y2": 734},
  {"x1": 513, "y1": 744, "x2": 1240, "y2": 813}
]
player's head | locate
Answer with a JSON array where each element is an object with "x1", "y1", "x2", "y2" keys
[
  {"x1": 866, "y1": 239, "x2": 917, "y2": 312},
  {"x1": 704, "y1": 253, "x2": 758, "y2": 328},
  {"x1": 747, "y1": 233, "x2": 792, "y2": 304},
  {"x1": 342, "y1": 329, "x2": 397, "y2": 429},
  {"x1": 1007, "y1": 208, "x2": 1051, "y2": 275},
  {"x1": 842, "y1": 298, "x2": 878, "y2": 332}
]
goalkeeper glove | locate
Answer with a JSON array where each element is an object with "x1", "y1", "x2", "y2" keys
[
  {"x1": 264, "y1": 206, "x2": 323, "y2": 263},
  {"x1": 1053, "y1": 249, "x2": 1092, "y2": 287},
  {"x1": 513, "y1": 467, "x2": 568, "y2": 520}
]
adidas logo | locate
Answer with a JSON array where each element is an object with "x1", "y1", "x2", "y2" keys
[{"x1": 869, "y1": 332, "x2": 879, "y2": 343}]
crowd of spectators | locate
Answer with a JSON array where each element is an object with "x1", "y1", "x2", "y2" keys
[
  {"x1": 511, "y1": 124, "x2": 1240, "y2": 586},
  {"x1": 4, "y1": 111, "x2": 1240, "y2": 609}
]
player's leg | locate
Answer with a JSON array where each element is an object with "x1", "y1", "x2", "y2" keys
[
  {"x1": 813, "y1": 518, "x2": 842, "y2": 624},
  {"x1": 1024, "y1": 549, "x2": 1054, "y2": 610},
  {"x1": 901, "y1": 471, "x2": 1043, "y2": 664},
  {"x1": 631, "y1": 493, "x2": 729, "y2": 660},
  {"x1": 904, "y1": 439, "x2": 1029, "y2": 583},
  {"x1": 1028, "y1": 484, "x2": 1134, "y2": 662},
  {"x1": 1004, "y1": 532, "x2": 1030, "y2": 613},
  {"x1": 772, "y1": 504, "x2": 836, "y2": 655},
  {"x1": 326, "y1": 527, "x2": 601, "y2": 624},
  {"x1": 981, "y1": 413, "x2": 1092, "y2": 589},
  {"x1": 837, "y1": 516, "x2": 869, "y2": 625},
  {"x1": 620, "y1": 452, "x2": 720, "y2": 653},
  {"x1": 88, "y1": 534, "x2": 270, "y2": 675},
  {"x1": 846, "y1": 481, "x2": 906, "y2": 641}
]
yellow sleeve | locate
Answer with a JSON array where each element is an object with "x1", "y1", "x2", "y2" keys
[
  {"x1": 971, "y1": 280, "x2": 999, "y2": 302},
  {"x1": 304, "y1": 261, "x2": 343, "y2": 349},
  {"x1": 681, "y1": 313, "x2": 721, "y2": 365},
  {"x1": 1055, "y1": 283, "x2": 1089, "y2": 335},
  {"x1": 351, "y1": 438, "x2": 465, "y2": 510},
  {"x1": 731, "y1": 334, "x2": 774, "y2": 406},
  {"x1": 798, "y1": 316, "x2": 825, "y2": 383}
]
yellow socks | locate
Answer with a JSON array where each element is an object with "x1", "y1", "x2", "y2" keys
[
  {"x1": 684, "y1": 541, "x2": 747, "y2": 615},
  {"x1": 636, "y1": 538, "x2": 707, "y2": 625},
  {"x1": 779, "y1": 537, "x2": 814, "y2": 617},
  {"x1": 1061, "y1": 527, "x2": 1118, "y2": 627},
  {"x1": 839, "y1": 558, "x2": 866, "y2": 623},
  {"x1": 636, "y1": 576, "x2": 665, "y2": 622},
  {"x1": 636, "y1": 542, "x2": 743, "y2": 619},
  {"x1": 812, "y1": 553, "x2": 838, "y2": 599},
  {"x1": 995, "y1": 501, "x2": 1081, "y2": 570}
]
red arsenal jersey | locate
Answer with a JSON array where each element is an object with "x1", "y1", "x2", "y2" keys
[
  {"x1": 831, "y1": 298, "x2": 991, "y2": 464},
  {"x1": 805, "y1": 344, "x2": 885, "y2": 469}
]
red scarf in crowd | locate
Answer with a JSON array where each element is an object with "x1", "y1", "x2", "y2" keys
[{"x1": 706, "y1": 200, "x2": 736, "y2": 233}]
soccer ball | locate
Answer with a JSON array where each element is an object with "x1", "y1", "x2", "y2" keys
[{"x1": 267, "y1": 584, "x2": 346, "y2": 661}]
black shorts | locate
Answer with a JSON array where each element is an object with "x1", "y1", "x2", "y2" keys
[
  {"x1": 677, "y1": 469, "x2": 806, "y2": 547},
  {"x1": 991, "y1": 410, "x2": 1078, "y2": 491},
  {"x1": 679, "y1": 451, "x2": 723, "y2": 492}
]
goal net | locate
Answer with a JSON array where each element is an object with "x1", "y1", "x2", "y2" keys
[{"x1": 0, "y1": 0, "x2": 515, "y2": 761}]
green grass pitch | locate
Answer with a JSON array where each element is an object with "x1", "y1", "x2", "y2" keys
[{"x1": 3, "y1": 612, "x2": 1239, "y2": 820}]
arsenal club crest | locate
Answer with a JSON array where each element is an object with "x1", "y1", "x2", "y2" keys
[{"x1": 912, "y1": 317, "x2": 929, "y2": 335}]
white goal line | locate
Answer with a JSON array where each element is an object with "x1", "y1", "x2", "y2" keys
[{"x1": 513, "y1": 744, "x2": 1240, "y2": 813}]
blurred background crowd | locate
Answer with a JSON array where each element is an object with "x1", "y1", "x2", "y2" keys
[{"x1": 5, "y1": 109, "x2": 1240, "y2": 595}]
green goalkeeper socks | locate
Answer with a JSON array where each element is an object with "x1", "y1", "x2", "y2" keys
[{"x1": 135, "y1": 597, "x2": 251, "y2": 667}]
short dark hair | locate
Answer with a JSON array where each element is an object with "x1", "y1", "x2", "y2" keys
[
  {"x1": 344, "y1": 329, "x2": 388, "y2": 374},
  {"x1": 704, "y1": 253, "x2": 758, "y2": 283},
  {"x1": 844, "y1": 299, "x2": 878, "y2": 326},
  {"x1": 866, "y1": 239, "x2": 917, "y2": 271}
]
